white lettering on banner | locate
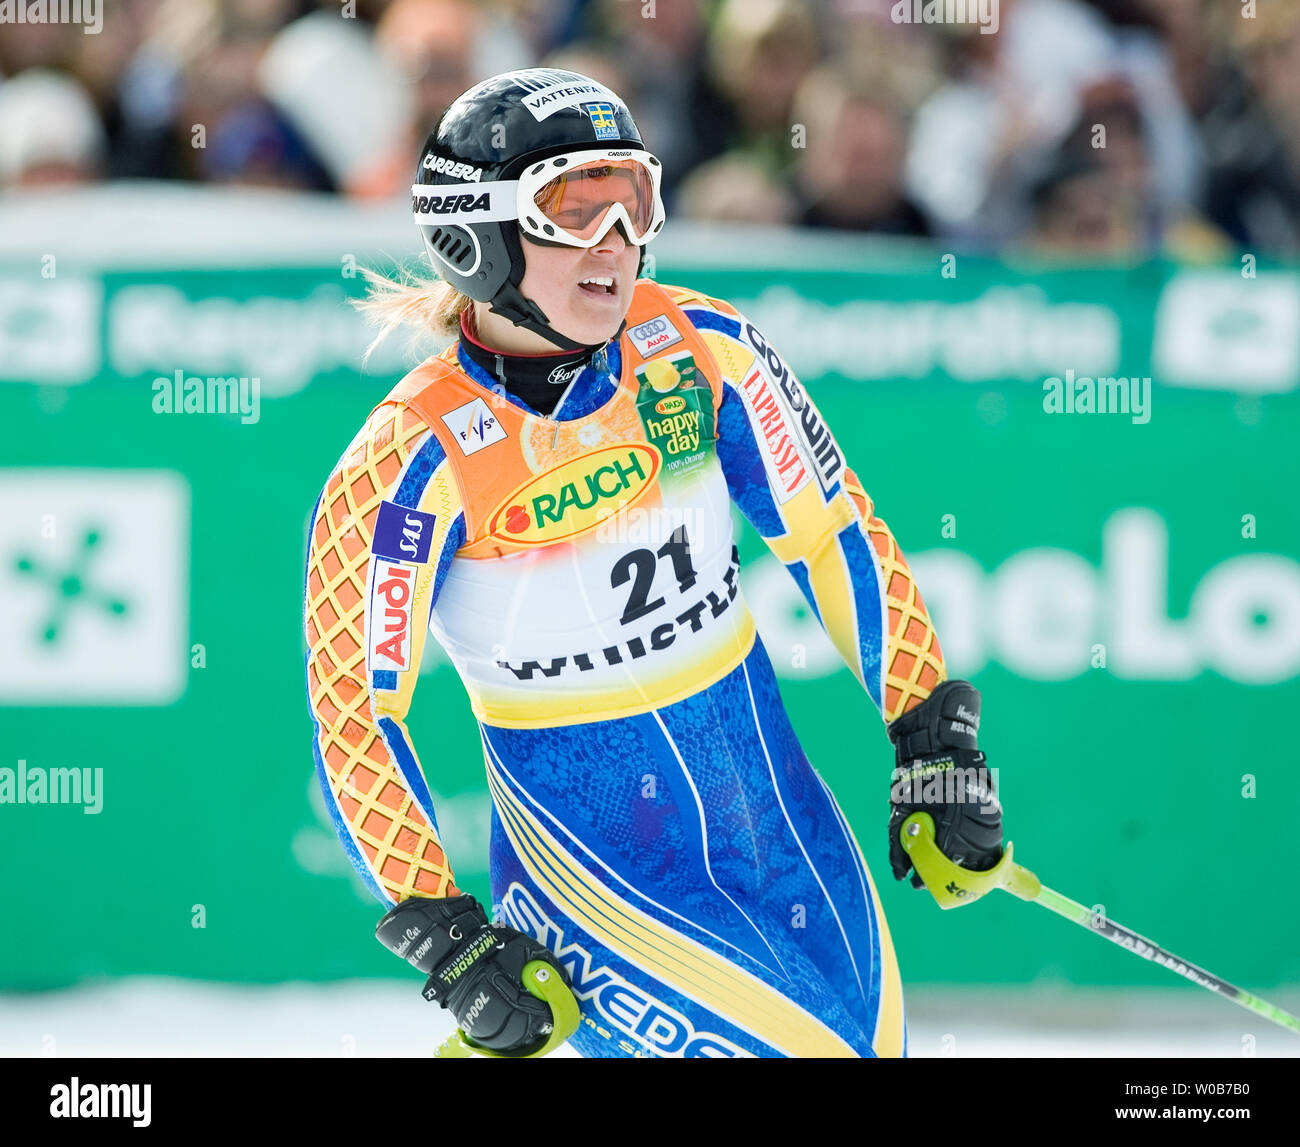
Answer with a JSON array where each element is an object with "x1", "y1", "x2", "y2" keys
[
  {"x1": 734, "y1": 285, "x2": 1120, "y2": 386},
  {"x1": 369, "y1": 560, "x2": 417, "y2": 672},
  {"x1": 743, "y1": 509, "x2": 1300, "y2": 686},
  {"x1": 736, "y1": 367, "x2": 809, "y2": 504},
  {"x1": 109, "y1": 284, "x2": 405, "y2": 397}
]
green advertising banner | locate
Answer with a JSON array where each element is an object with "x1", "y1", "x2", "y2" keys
[{"x1": 2, "y1": 252, "x2": 1297, "y2": 993}]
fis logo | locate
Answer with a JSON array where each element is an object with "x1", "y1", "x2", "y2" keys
[
  {"x1": 584, "y1": 102, "x2": 620, "y2": 141},
  {"x1": 442, "y1": 397, "x2": 507, "y2": 456}
]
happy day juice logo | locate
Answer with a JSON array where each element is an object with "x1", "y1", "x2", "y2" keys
[{"x1": 634, "y1": 353, "x2": 714, "y2": 477}]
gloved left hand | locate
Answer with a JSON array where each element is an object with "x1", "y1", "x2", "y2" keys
[{"x1": 886, "y1": 680, "x2": 1003, "y2": 889}]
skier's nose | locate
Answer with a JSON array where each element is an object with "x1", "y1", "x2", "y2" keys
[{"x1": 591, "y1": 220, "x2": 630, "y2": 255}]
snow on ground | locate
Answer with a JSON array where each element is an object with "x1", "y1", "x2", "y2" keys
[{"x1": 0, "y1": 979, "x2": 1295, "y2": 1058}]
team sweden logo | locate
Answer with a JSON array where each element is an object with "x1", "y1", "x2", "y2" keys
[{"x1": 583, "y1": 102, "x2": 619, "y2": 141}]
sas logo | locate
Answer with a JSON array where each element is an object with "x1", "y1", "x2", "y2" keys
[
  {"x1": 583, "y1": 101, "x2": 620, "y2": 141},
  {"x1": 369, "y1": 559, "x2": 417, "y2": 672},
  {"x1": 442, "y1": 397, "x2": 507, "y2": 455},
  {"x1": 488, "y1": 444, "x2": 660, "y2": 545},
  {"x1": 628, "y1": 314, "x2": 683, "y2": 358},
  {"x1": 655, "y1": 395, "x2": 686, "y2": 415},
  {"x1": 372, "y1": 500, "x2": 436, "y2": 563}
]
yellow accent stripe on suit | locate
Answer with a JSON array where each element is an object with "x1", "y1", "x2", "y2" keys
[
  {"x1": 763, "y1": 483, "x2": 864, "y2": 686},
  {"x1": 484, "y1": 757, "x2": 862, "y2": 1058}
]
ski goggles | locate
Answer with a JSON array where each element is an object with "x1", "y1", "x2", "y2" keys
[
  {"x1": 411, "y1": 149, "x2": 665, "y2": 247},
  {"x1": 517, "y1": 148, "x2": 665, "y2": 247}
]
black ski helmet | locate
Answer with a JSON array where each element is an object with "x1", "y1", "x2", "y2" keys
[{"x1": 412, "y1": 68, "x2": 662, "y2": 350}]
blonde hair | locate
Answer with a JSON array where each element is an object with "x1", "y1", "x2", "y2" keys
[{"x1": 353, "y1": 263, "x2": 473, "y2": 363}]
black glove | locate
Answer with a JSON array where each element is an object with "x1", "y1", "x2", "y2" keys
[
  {"x1": 886, "y1": 680, "x2": 1003, "y2": 889},
  {"x1": 376, "y1": 893, "x2": 572, "y2": 1055}
]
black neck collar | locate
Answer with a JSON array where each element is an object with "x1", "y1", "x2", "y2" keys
[{"x1": 459, "y1": 312, "x2": 617, "y2": 416}]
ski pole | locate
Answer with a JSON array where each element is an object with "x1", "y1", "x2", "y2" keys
[{"x1": 899, "y1": 812, "x2": 1300, "y2": 1036}]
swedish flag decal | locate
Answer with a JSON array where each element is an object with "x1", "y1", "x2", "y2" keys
[{"x1": 584, "y1": 102, "x2": 619, "y2": 141}]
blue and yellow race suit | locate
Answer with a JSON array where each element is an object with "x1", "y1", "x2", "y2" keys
[{"x1": 304, "y1": 280, "x2": 948, "y2": 1058}]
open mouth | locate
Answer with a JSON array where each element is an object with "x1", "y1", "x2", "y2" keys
[{"x1": 578, "y1": 275, "x2": 616, "y2": 296}]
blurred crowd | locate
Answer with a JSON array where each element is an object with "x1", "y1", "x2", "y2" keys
[{"x1": 3, "y1": 0, "x2": 1300, "y2": 256}]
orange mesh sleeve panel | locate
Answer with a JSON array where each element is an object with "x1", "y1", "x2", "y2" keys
[
  {"x1": 842, "y1": 466, "x2": 946, "y2": 723},
  {"x1": 305, "y1": 400, "x2": 462, "y2": 904}
]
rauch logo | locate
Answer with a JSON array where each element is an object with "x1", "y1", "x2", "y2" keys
[{"x1": 488, "y1": 444, "x2": 660, "y2": 545}]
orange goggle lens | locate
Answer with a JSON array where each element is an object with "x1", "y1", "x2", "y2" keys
[{"x1": 531, "y1": 159, "x2": 656, "y2": 241}]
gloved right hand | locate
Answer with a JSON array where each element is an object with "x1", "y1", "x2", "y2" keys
[{"x1": 376, "y1": 892, "x2": 573, "y2": 1055}]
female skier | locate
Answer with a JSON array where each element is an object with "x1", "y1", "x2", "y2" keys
[{"x1": 303, "y1": 68, "x2": 1003, "y2": 1058}]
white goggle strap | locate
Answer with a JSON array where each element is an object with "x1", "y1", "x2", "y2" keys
[{"x1": 411, "y1": 181, "x2": 520, "y2": 226}]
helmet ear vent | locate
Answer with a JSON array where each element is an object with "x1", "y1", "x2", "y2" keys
[{"x1": 431, "y1": 227, "x2": 475, "y2": 270}]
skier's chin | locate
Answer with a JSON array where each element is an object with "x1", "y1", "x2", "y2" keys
[{"x1": 546, "y1": 303, "x2": 627, "y2": 349}]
